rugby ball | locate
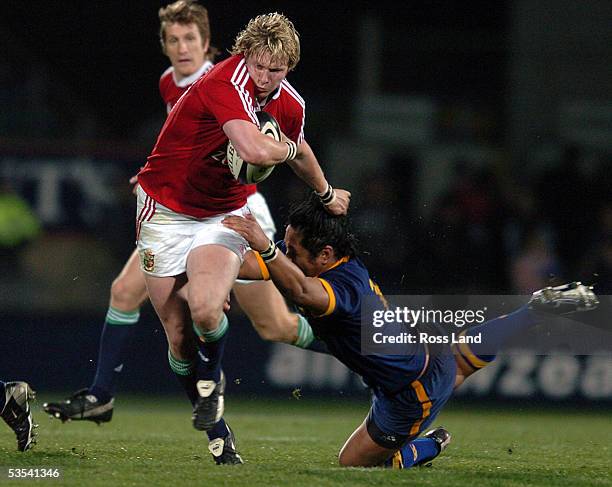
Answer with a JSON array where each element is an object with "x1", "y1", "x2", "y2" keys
[{"x1": 226, "y1": 111, "x2": 281, "y2": 184}]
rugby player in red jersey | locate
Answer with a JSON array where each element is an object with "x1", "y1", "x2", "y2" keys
[
  {"x1": 45, "y1": 3, "x2": 342, "y2": 465},
  {"x1": 135, "y1": 11, "x2": 349, "y2": 451}
]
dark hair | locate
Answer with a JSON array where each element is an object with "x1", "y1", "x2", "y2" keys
[{"x1": 287, "y1": 193, "x2": 357, "y2": 259}]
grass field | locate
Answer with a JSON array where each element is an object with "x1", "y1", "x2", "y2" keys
[{"x1": 1, "y1": 395, "x2": 610, "y2": 486}]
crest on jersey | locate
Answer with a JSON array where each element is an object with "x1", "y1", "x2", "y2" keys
[{"x1": 143, "y1": 249, "x2": 155, "y2": 272}]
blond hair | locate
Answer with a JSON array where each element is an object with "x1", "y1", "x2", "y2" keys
[
  {"x1": 231, "y1": 13, "x2": 300, "y2": 71},
  {"x1": 159, "y1": 0, "x2": 216, "y2": 59}
]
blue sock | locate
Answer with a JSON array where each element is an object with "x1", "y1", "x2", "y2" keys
[
  {"x1": 166, "y1": 351, "x2": 229, "y2": 440},
  {"x1": 0, "y1": 381, "x2": 5, "y2": 412},
  {"x1": 167, "y1": 350, "x2": 198, "y2": 406},
  {"x1": 457, "y1": 304, "x2": 540, "y2": 369},
  {"x1": 89, "y1": 306, "x2": 139, "y2": 401},
  {"x1": 193, "y1": 314, "x2": 229, "y2": 383},
  {"x1": 386, "y1": 437, "x2": 440, "y2": 469},
  {"x1": 206, "y1": 417, "x2": 230, "y2": 441}
]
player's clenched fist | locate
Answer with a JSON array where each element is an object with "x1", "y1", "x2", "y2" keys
[{"x1": 326, "y1": 188, "x2": 351, "y2": 216}]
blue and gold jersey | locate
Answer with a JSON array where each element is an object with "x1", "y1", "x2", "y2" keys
[{"x1": 278, "y1": 242, "x2": 426, "y2": 395}]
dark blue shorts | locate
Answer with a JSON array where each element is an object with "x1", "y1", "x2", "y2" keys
[{"x1": 366, "y1": 351, "x2": 456, "y2": 448}]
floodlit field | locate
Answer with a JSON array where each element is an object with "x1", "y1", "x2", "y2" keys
[{"x1": 1, "y1": 396, "x2": 610, "y2": 486}]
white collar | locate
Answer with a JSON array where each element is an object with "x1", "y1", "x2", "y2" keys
[{"x1": 173, "y1": 60, "x2": 214, "y2": 88}]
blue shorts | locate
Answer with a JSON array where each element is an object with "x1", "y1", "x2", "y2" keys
[{"x1": 366, "y1": 351, "x2": 456, "y2": 449}]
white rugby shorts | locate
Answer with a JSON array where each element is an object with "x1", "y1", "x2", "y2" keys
[
  {"x1": 136, "y1": 186, "x2": 250, "y2": 277},
  {"x1": 245, "y1": 191, "x2": 276, "y2": 240},
  {"x1": 235, "y1": 191, "x2": 277, "y2": 285}
]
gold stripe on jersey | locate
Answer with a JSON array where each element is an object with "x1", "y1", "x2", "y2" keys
[{"x1": 316, "y1": 278, "x2": 336, "y2": 317}]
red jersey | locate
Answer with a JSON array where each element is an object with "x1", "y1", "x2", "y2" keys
[
  {"x1": 139, "y1": 55, "x2": 305, "y2": 218},
  {"x1": 156, "y1": 61, "x2": 261, "y2": 198},
  {"x1": 159, "y1": 61, "x2": 214, "y2": 114}
]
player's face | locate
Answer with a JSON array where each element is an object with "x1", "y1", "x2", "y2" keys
[
  {"x1": 284, "y1": 225, "x2": 321, "y2": 277},
  {"x1": 163, "y1": 22, "x2": 208, "y2": 80},
  {"x1": 245, "y1": 52, "x2": 288, "y2": 101}
]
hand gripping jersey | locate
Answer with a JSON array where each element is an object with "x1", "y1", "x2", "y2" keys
[
  {"x1": 139, "y1": 55, "x2": 305, "y2": 218},
  {"x1": 277, "y1": 242, "x2": 427, "y2": 395}
]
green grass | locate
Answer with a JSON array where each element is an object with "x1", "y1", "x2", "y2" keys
[{"x1": 1, "y1": 395, "x2": 610, "y2": 486}]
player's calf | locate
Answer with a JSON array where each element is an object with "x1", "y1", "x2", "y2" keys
[{"x1": 454, "y1": 282, "x2": 599, "y2": 377}]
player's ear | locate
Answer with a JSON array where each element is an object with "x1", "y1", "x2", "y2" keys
[{"x1": 318, "y1": 245, "x2": 335, "y2": 264}]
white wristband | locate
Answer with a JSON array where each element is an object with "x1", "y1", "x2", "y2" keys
[
  {"x1": 284, "y1": 140, "x2": 297, "y2": 162},
  {"x1": 322, "y1": 191, "x2": 337, "y2": 207}
]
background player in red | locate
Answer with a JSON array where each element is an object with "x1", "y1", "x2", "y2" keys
[{"x1": 135, "y1": 12, "x2": 350, "y2": 436}]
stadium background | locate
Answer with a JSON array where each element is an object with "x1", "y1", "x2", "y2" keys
[{"x1": 1, "y1": 0, "x2": 611, "y2": 414}]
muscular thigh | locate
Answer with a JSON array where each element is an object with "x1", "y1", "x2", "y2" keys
[
  {"x1": 186, "y1": 245, "x2": 241, "y2": 318},
  {"x1": 111, "y1": 249, "x2": 148, "y2": 309}
]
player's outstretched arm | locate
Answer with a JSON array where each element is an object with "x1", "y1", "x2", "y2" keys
[
  {"x1": 223, "y1": 215, "x2": 330, "y2": 315},
  {"x1": 223, "y1": 119, "x2": 296, "y2": 167},
  {"x1": 288, "y1": 140, "x2": 351, "y2": 216}
]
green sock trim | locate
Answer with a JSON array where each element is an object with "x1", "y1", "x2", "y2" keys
[
  {"x1": 167, "y1": 350, "x2": 195, "y2": 376},
  {"x1": 193, "y1": 314, "x2": 229, "y2": 342},
  {"x1": 293, "y1": 314, "x2": 314, "y2": 349},
  {"x1": 106, "y1": 306, "x2": 140, "y2": 325}
]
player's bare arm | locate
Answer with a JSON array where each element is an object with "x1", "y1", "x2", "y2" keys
[
  {"x1": 234, "y1": 251, "x2": 266, "y2": 281},
  {"x1": 223, "y1": 119, "x2": 295, "y2": 167},
  {"x1": 288, "y1": 140, "x2": 351, "y2": 216},
  {"x1": 223, "y1": 214, "x2": 330, "y2": 315}
]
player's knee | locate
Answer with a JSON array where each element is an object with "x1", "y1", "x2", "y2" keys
[
  {"x1": 190, "y1": 301, "x2": 223, "y2": 331},
  {"x1": 110, "y1": 277, "x2": 141, "y2": 309}
]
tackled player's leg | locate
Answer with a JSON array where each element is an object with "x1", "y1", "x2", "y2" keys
[
  {"x1": 453, "y1": 281, "x2": 598, "y2": 382},
  {"x1": 185, "y1": 244, "x2": 240, "y2": 432},
  {"x1": 145, "y1": 266, "x2": 243, "y2": 464}
]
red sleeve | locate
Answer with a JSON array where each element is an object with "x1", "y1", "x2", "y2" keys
[
  {"x1": 278, "y1": 82, "x2": 306, "y2": 145},
  {"x1": 282, "y1": 110, "x2": 303, "y2": 145},
  {"x1": 199, "y1": 76, "x2": 258, "y2": 128}
]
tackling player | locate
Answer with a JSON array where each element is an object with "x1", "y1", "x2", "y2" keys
[{"x1": 222, "y1": 194, "x2": 598, "y2": 469}]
